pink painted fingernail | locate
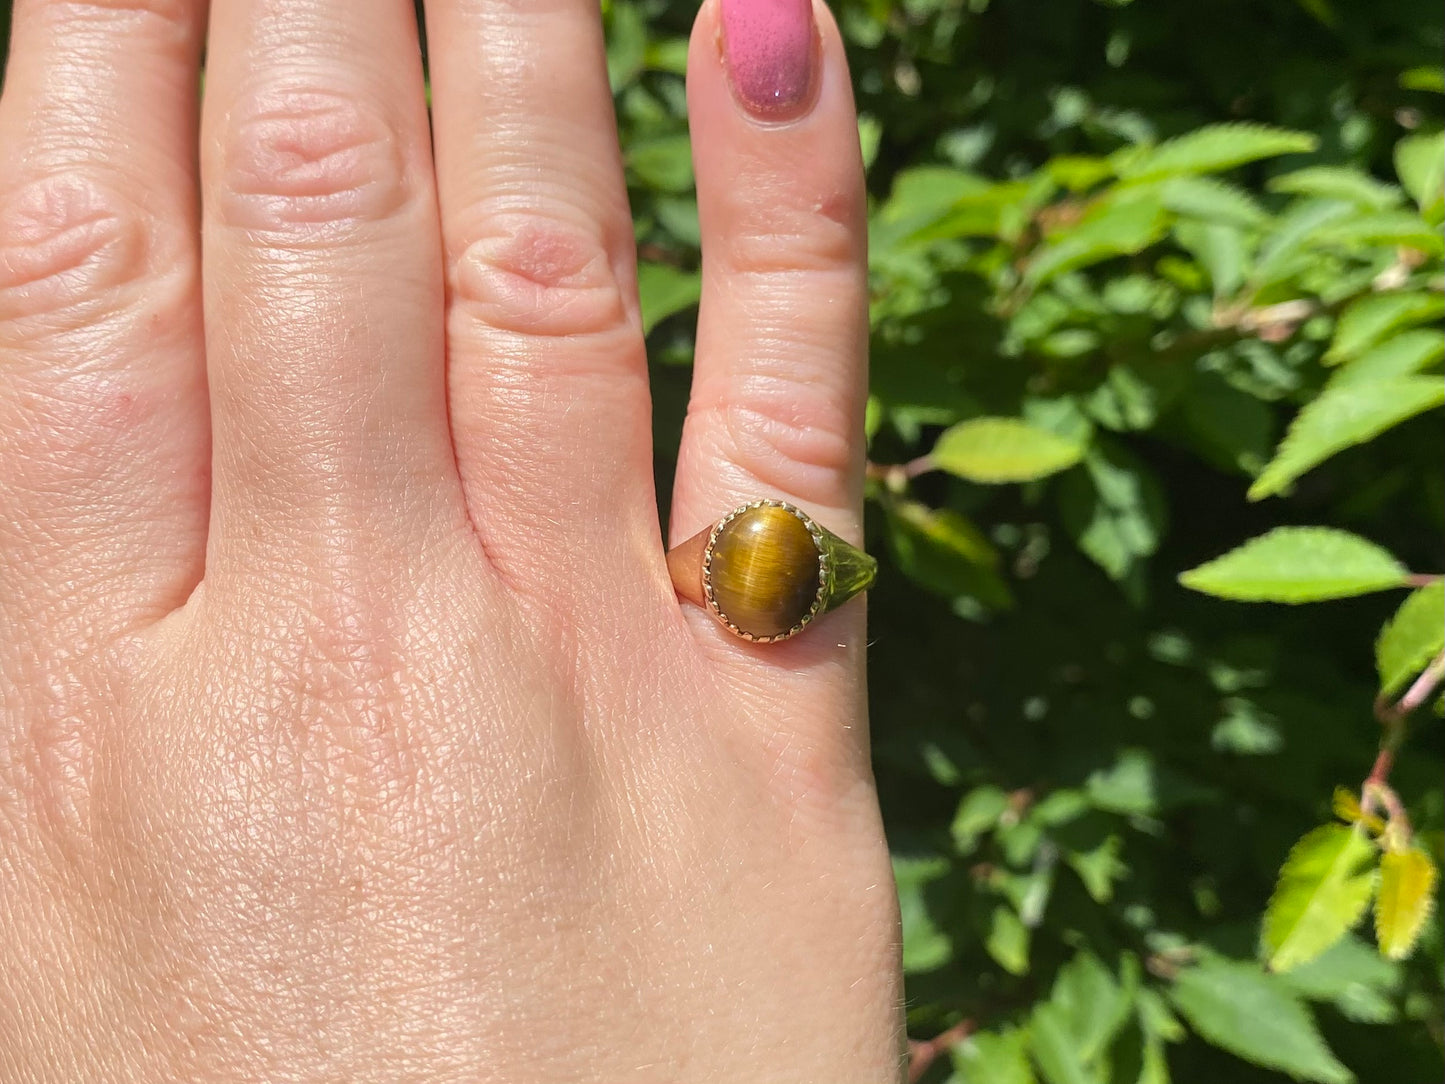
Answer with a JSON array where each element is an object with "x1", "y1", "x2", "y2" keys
[{"x1": 720, "y1": 0, "x2": 817, "y2": 120}]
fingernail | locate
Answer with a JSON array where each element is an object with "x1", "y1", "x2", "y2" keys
[{"x1": 720, "y1": 0, "x2": 817, "y2": 120}]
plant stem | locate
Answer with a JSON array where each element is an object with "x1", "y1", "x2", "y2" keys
[{"x1": 907, "y1": 1019, "x2": 975, "y2": 1083}]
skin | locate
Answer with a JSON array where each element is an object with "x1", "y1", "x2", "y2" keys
[{"x1": 0, "y1": 0, "x2": 904, "y2": 1080}]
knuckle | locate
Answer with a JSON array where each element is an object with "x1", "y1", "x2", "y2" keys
[
  {"x1": 700, "y1": 371, "x2": 858, "y2": 491},
  {"x1": 723, "y1": 190, "x2": 862, "y2": 275},
  {"x1": 0, "y1": 172, "x2": 183, "y2": 331},
  {"x1": 215, "y1": 86, "x2": 413, "y2": 232},
  {"x1": 450, "y1": 212, "x2": 632, "y2": 340}
]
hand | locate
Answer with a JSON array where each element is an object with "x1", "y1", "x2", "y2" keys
[{"x1": 0, "y1": 0, "x2": 902, "y2": 1079}]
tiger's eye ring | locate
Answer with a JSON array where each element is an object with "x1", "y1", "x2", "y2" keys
[{"x1": 666, "y1": 499, "x2": 877, "y2": 643}]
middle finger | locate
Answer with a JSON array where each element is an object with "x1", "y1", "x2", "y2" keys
[{"x1": 200, "y1": 0, "x2": 465, "y2": 585}]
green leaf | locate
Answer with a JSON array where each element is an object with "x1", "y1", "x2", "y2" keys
[
  {"x1": 986, "y1": 904, "x2": 1031, "y2": 976},
  {"x1": 1173, "y1": 221, "x2": 1246, "y2": 297},
  {"x1": 1263, "y1": 824, "x2": 1379, "y2": 972},
  {"x1": 1049, "y1": 951, "x2": 1132, "y2": 1062},
  {"x1": 1251, "y1": 199, "x2": 1356, "y2": 288},
  {"x1": 1327, "y1": 330, "x2": 1445, "y2": 388},
  {"x1": 952, "y1": 785, "x2": 1012, "y2": 853},
  {"x1": 1117, "y1": 124, "x2": 1317, "y2": 181},
  {"x1": 1332, "y1": 787, "x2": 1386, "y2": 835},
  {"x1": 635, "y1": 262, "x2": 701, "y2": 335},
  {"x1": 1160, "y1": 175, "x2": 1269, "y2": 227},
  {"x1": 884, "y1": 501, "x2": 1015, "y2": 609},
  {"x1": 1400, "y1": 66, "x2": 1445, "y2": 93},
  {"x1": 894, "y1": 855, "x2": 953, "y2": 974},
  {"x1": 1375, "y1": 846, "x2": 1438, "y2": 960},
  {"x1": 1249, "y1": 376, "x2": 1445, "y2": 498},
  {"x1": 952, "y1": 1028, "x2": 1038, "y2": 1084},
  {"x1": 1059, "y1": 443, "x2": 1166, "y2": 582},
  {"x1": 1376, "y1": 582, "x2": 1445, "y2": 697},
  {"x1": 1179, "y1": 527, "x2": 1410, "y2": 603},
  {"x1": 1325, "y1": 291, "x2": 1445, "y2": 365},
  {"x1": 625, "y1": 134, "x2": 694, "y2": 193},
  {"x1": 1169, "y1": 958, "x2": 1353, "y2": 1084},
  {"x1": 1279, "y1": 934, "x2": 1401, "y2": 1024},
  {"x1": 1066, "y1": 833, "x2": 1127, "y2": 903},
  {"x1": 1029, "y1": 1003, "x2": 1100, "y2": 1084},
  {"x1": 1394, "y1": 131, "x2": 1445, "y2": 220},
  {"x1": 1026, "y1": 195, "x2": 1167, "y2": 284},
  {"x1": 1268, "y1": 167, "x2": 1403, "y2": 210},
  {"x1": 932, "y1": 418, "x2": 1086, "y2": 483},
  {"x1": 1312, "y1": 211, "x2": 1443, "y2": 255}
]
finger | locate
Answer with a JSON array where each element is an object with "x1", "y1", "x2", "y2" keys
[
  {"x1": 0, "y1": 0, "x2": 208, "y2": 634},
  {"x1": 200, "y1": 0, "x2": 464, "y2": 584},
  {"x1": 668, "y1": 0, "x2": 869, "y2": 779},
  {"x1": 425, "y1": 0, "x2": 656, "y2": 599},
  {"x1": 671, "y1": 0, "x2": 868, "y2": 549}
]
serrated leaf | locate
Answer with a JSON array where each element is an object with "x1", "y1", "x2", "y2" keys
[
  {"x1": 1025, "y1": 195, "x2": 1167, "y2": 284},
  {"x1": 1251, "y1": 199, "x2": 1356, "y2": 289},
  {"x1": 1268, "y1": 167, "x2": 1403, "y2": 210},
  {"x1": 636, "y1": 262, "x2": 701, "y2": 334},
  {"x1": 1394, "y1": 131, "x2": 1445, "y2": 219},
  {"x1": 1249, "y1": 376, "x2": 1445, "y2": 498},
  {"x1": 1312, "y1": 211, "x2": 1443, "y2": 254},
  {"x1": 1375, "y1": 846, "x2": 1438, "y2": 960},
  {"x1": 1332, "y1": 787, "x2": 1386, "y2": 835},
  {"x1": 1160, "y1": 175, "x2": 1269, "y2": 227},
  {"x1": 933, "y1": 418, "x2": 1085, "y2": 483},
  {"x1": 1263, "y1": 824, "x2": 1378, "y2": 972},
  {"x1": 1327, "y1": 330, "x2": 1445, "y2": 388},
  {"x1": 1376, "y1": 582, "x2": 1445, "y2": 697},
  {"x1": 1118, "y1": 123, "x2": 1317, "y2": 181},
  {"x1": 1325, "y1": 291, "x2": 1445, "y2": 364},
  {"x1": 1169, "y1": 958, "x2": 1353, "y2": 1084},
  {"x1": 1029, "y1": 1003, "x2": 1100, "y2": 1084},
  {"x1": 952, "y1": 1028, "x2": 1038, "y2": 1084},
  {"x1": 1179, "y1": 527, "x2": 1410, "y2": 603}
]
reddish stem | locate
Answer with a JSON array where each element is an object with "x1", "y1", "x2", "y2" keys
[{"x1": 907, "y1": 1020, "x2": 975, "y2": 1083}]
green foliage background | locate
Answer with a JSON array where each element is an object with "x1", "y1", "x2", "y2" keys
[{"x1": 2, "y1": 1, "x2": 1441, "y2": 1081}]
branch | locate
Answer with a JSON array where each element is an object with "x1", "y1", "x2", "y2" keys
[{"x1": 907, "y1": 1019, "x2": 975, "y2": 1083}]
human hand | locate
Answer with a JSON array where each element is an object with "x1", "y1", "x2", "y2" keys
[{"x1": 0, "y1": 0, "x2": 901, "y2": 1079}]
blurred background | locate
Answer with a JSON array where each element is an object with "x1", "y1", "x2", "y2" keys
[{"x1": 3, "y1": 1, "x2": 1441, "y2": 1081}]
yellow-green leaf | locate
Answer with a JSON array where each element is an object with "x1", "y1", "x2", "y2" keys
[
  {"x1": 1179, "y1": 527, "x2": 1409, "y2": 603},
  {"x1": 1375, "y1": 846, "x2": 1438, "y2": 960},
  {"x1": 933, "y1": 418, "x2": 1086, "y2": 483},
  {"x1": 1331, "y1": 787, "x2": 1386, "y2": 836},
  {"x1": 1263, "y1": 824, "x2": 1378, "y2": 972},
  {"x1": 1376, "y1": 582, "x2": 1445, "y2": 697}
]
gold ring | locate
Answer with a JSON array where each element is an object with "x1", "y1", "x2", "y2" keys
[{"x1": 666, "y1": 499, "x2": 877, "y2": 643}]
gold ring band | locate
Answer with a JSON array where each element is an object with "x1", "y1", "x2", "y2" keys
[{"x1": 666, "y1": 499, "x2": 877, "y2": 643}]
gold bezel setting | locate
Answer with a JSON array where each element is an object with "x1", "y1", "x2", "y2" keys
[{"x1": 700, "y1": 499, "x2": 829, "y2": 643}]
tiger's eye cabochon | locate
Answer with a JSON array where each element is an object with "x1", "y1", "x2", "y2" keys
[{"x1": 707, "y1": 504, "x2": 822, "y2": 639}]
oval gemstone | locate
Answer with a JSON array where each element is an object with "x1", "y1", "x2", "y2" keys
[{"x1": 708, "y1": 504, "x2": 821, "y2": 639}]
